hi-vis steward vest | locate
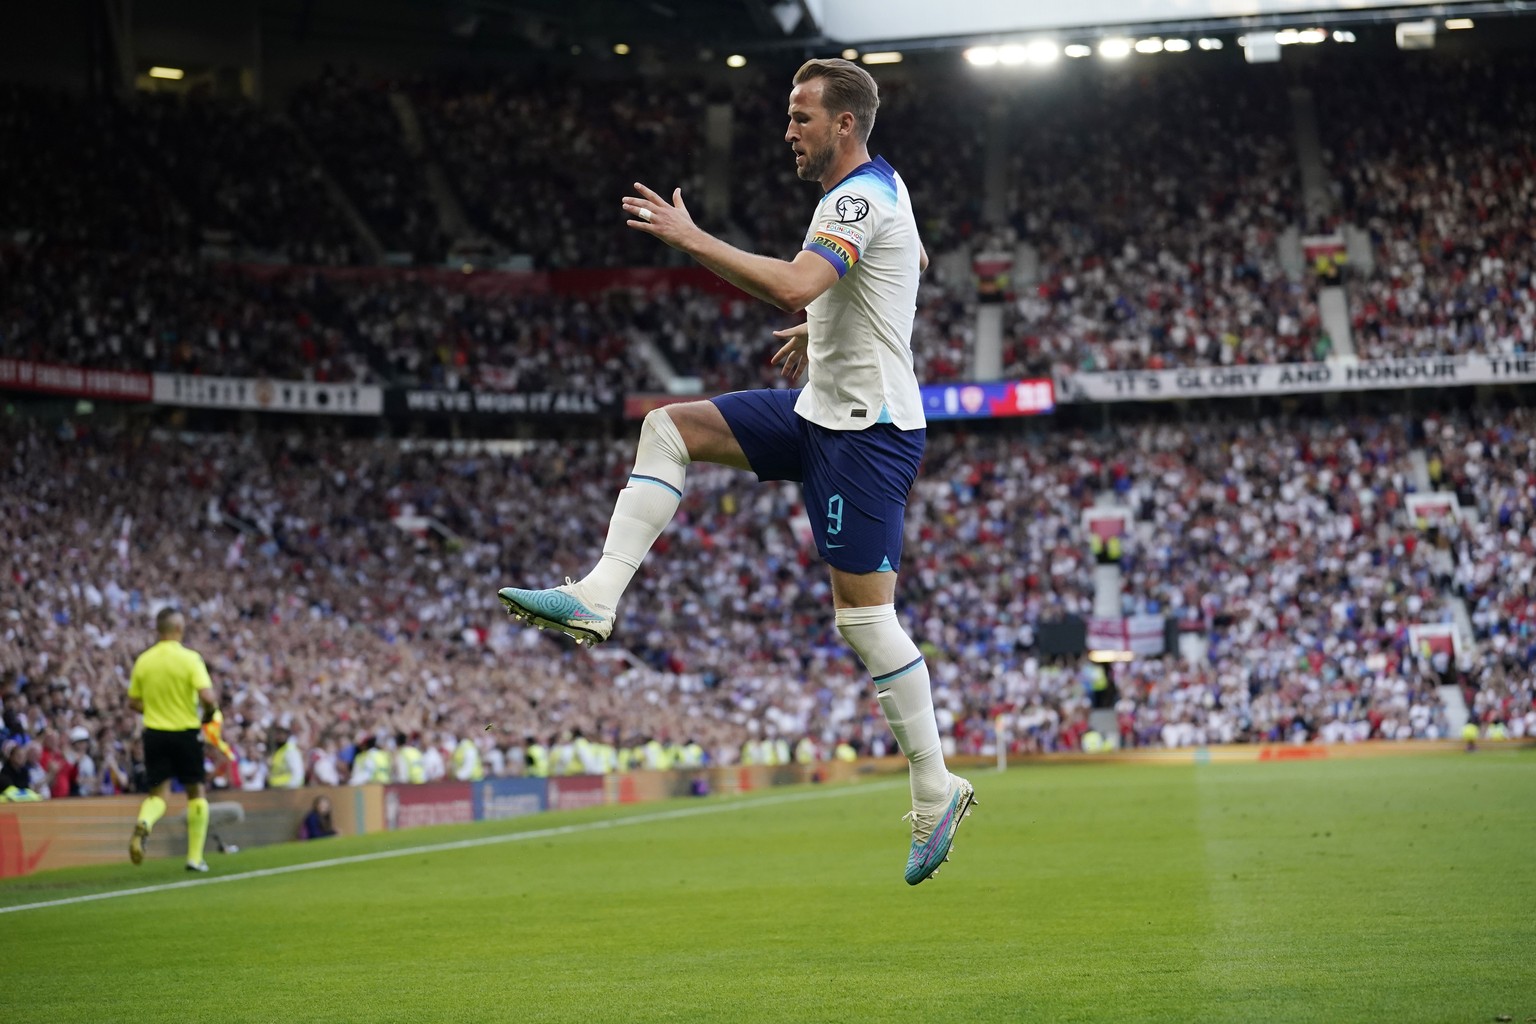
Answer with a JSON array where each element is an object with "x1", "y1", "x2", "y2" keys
[
  {"x1": 452, "y1": 739, "x2": 484, "y2": 781},
  {"x1": 268, "y1": 739, "x2": 299, "y2": 787},
  {"x1": 400, "y1": 746, "x2": 426, "y2": 784},
  {"x1": 364, "y1": 748, "x2": 392, "y2": 783}
]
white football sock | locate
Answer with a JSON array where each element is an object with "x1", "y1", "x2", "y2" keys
[
  {"x1": 579, "y1": 409, "x2": 691, "y2": 612},
  {"x1": 835, "y1": 604, "x2": 950, "y2": 808}
]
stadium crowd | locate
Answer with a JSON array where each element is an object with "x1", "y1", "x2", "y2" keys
[
  {"x1": 4, "y1": 49, "x2": 1535, "y2": 800},
  {"x1": 410, "y1": 71, "x2": 706, "y2": 269},
  {"x1": 0, "y1": 245, "x2": 671, "y2": 391},
  {"x1": 0, "y1": 85, "x2": 192, "y2": 253},
  {"x1": 0, "y1": 242, "x2": 944, "y2": 392},
  {"x1": 4, "y1": 407, "x2": 1530, "y2": 799},
  {"x1": 132, "y1": 93, "x2": 363, "y2": 267},
  {"x1": 999, "y1": 66, "x2": 1317, "y2": 374},
  {"x1": 3, "y1": 53, "x2": 1533, "y2": 392},
  {"x1": 1318, "y1": 54, "x2": 1536, "y2": 360},
  {"x1": 290, "y1": 70, "x2": 447, "y2": 264}
]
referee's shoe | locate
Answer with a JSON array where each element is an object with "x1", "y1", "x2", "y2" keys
[{"x1": 128, "y1": 823, "x2": 149, "y2": 865}]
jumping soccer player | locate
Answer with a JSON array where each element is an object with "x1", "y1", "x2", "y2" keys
[
  {"x1": 498, "y1": 58, "x2": 975, "y2": 884},
  {"x1": 127, "y1": 608, "x2": 220, "y2": 872}
]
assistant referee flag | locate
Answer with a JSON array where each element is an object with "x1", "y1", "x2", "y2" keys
[{"x1": 129, "y1": 640, "x2": 212, "y2": 731}]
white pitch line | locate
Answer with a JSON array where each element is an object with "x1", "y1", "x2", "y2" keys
[{"x1": 0, "y1": 780, "x2": 900, "y2": 916}]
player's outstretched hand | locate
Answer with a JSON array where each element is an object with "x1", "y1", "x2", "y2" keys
[
  {"x1": 623, "y1": 182, "x2": 697, "y2": 250},
  {"x1": 770, "y1": 322, "x2": 809, "y2": 383}
]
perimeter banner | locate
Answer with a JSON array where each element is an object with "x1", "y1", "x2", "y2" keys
[
  {"x1": 548, "y1": 775, "x2": 607, "y2": 811},
  {"x1": 474, "y1": 777, "x2": 549, "y2": 821},
  {"x1": 0, "y1": 359, "x2": 152, "y2": 402},
  {"x1": 1055, "y1": 354, "x2": 1536, "y2": 403},
  {"x1": 397, "y1": 389, "x2": 617, "y2": 418},
  {"x1": 384, "y1": 781, "x2": 474, "y2": 830},
  {"x1": 153, "y1": 375, "x2": 384, "y2": 415}
]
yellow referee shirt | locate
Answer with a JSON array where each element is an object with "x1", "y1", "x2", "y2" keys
[{"x1": 129, "y1": 641, "x2": 212, "y2": 731}]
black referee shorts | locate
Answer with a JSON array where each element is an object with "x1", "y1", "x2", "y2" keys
[{"x1": 143, "y1": 728, "x2": 206, "y2": 788}]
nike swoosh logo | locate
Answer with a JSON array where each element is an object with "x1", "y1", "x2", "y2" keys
[{"x1": 826, "y1": 542, "x2": 845, "y2": 549}]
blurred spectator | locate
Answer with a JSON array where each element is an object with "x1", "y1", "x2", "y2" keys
[
  {"x1": 300, "y1": 795, "x2": 338, "y2": 839},
  {"x1": 0, "y1": 740, "x2": 40, "y2": 799}
]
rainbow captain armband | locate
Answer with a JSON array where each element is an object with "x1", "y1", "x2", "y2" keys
[{"x1": 805, "y1": 231, "x2": 861, "y2": 277}]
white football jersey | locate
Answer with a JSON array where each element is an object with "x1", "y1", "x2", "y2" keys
[{"x1": 795, "y1": 156, "x2": 925, "y2": 431}]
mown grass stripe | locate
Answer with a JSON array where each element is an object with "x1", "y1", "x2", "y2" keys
[{"x1": 0, "y1": 780, "x2": 899, "y2": 916}]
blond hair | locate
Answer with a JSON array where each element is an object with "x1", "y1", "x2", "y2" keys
[{"x1": 793, "y1": 58, "x2": 879, "y2": 143}]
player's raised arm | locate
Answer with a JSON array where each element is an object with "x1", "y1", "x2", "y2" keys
[{"x1": 622, "y1": 183, "x2": 838, "y2": 312}]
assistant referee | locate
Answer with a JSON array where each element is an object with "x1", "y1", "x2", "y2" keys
[{"x1": 127, "y1": 608, "x2": 219, "y2": 872}]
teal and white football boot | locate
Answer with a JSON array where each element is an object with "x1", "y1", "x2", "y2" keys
[
  {"x1": 497, "y1": 579, "x2": 614, "y2": 647},
  {"x1": 902, "y1": 774, "x2": 977, "y2": 885}
]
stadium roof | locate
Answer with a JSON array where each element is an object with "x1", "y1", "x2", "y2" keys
[{"x1": 267, "y1": 0, "x2": 819, "y2": 53}]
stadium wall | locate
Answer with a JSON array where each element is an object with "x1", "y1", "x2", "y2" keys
[
  {"x1": 0, "y1": 784, "x2": 384, "y2": 879},
  {"x1": 0, "y1": 762, "x2": 869, "y2": 879}
]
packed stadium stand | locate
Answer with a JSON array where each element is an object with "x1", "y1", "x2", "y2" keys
[
  {"x1": 0, "y1": 84, "x2": 191, "y2": 252},
  {"x1": 1000, "y1": 65, "x2": 1313, "y2": 373},
  {"x1": 4, "y1": 407, "x2": 1533, "y2": 796},
  {"x1": 411, "y1": 71, "x2": 707, "y2": 269},
  {"x1": 1317, "y1": 54, "x2": 1536, "y2": 360},
  {"x1": 0, "y1": 244, "x2": 683, "y2": 390},
  {"x1": 4, "y1": 22, "x2": 1535, "y2": 801},
  {"x1": 290, "y1": 69, "x2": 447, "y2": 264},
  {"x1": 3, "y1": 49, "x2": 1532, "y2": 390}
]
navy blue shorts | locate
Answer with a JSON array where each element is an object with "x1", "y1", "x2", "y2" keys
[{"x1": 712, "y1": 389, "x2": 924, "y2": 574}]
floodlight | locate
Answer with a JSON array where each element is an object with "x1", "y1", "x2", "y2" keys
[
  {"x1": 1026, "y1": 40, "x2": 1059, "y2": 64},
  {"x1": 1098, "y1": 38, "x2": 1132, "y2": 59}
]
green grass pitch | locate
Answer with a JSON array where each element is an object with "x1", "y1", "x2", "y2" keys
[{"x1": 3, "y1": 751, "x2": 1533, "y2": 1023}]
